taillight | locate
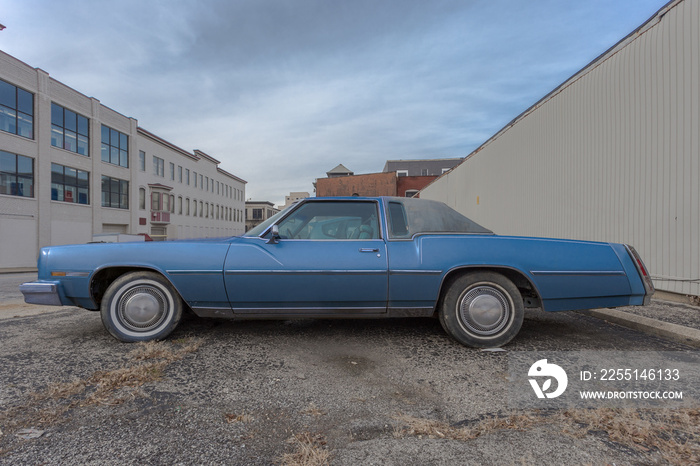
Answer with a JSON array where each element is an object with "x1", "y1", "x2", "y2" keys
[{"x1": 625, "y1": 245, "x2": 655, "y2": 294}]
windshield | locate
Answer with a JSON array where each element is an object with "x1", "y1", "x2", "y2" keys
[{"x1": 244, "y1": 207, "x2": 289, "y2": 237}]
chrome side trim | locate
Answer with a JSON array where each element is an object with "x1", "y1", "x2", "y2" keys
[
  {"x1": 191, "y1": 306, "x2": 234, "y2": 318},
  {"x1": 387, "y1": 307, "x2": 435, "y2": 317},
  {"x1": 530, "y1": 270, "x2": 626, "y2": 276},
  {"x1": 389, "y1": 270, "x2": 442, "y2": 275},
  {"x1": 167, "y1": 270, "x2": 222, "y2": 275},
  {"x1": 232, "y1": 306, "x2": 386, "y2": 314},
  {"x1": 20, "y1": 282, "x2": 63, "y2": 306},
  {"x1": 225, "y1": 270, "x2": 387, "y2": 275}
]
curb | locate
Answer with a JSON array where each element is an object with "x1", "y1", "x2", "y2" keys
[{"x1": 580, "y1": 308, "x2": 700, "y2": 348}]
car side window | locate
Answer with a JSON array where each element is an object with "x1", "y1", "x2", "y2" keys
[
  {"x1": 388, "y1": 202, "x2": 409, "y2": 238},
  {"x1": 276, "y1": 202, "x2": 380, "y2": 240}
]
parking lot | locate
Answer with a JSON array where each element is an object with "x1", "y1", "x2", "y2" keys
[{"x1": 0, "y1": 272, "x2": 698, "y2": 465}]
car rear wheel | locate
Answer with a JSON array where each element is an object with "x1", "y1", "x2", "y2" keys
[
  {"x1": 439, "y1": 272, "x2": 524, "y2": 348},
  {"x1": 100, "y1": 271, "x2": 183, "y2": 342}
]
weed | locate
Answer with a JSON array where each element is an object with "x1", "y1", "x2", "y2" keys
[{"x1": 280, "y1": 432, "x2": 330, "y2": 466}]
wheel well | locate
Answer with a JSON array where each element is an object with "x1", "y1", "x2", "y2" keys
[
  {"x1": 435, "y1": 267, "x2": 541, "y2": 314},
  {"x1": 90, "y1": 267, "x2": 162, "y2": 308}
]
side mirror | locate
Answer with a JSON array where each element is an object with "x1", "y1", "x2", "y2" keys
[{"x1": 267, "y1": 224, "x2": 281, "y2": 244}]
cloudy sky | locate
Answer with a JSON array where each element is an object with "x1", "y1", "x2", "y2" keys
[{"x1": 1, "y1": 0, "x2": 667, "y2": 205}]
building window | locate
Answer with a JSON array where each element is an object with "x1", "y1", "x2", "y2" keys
[
  {"x1": 442, "y1": 168, "x2": 450, "y2": 174},
  {"x1": 193, "y1": 171, "x2": 197, "y2": 188},
  {"x1": 139, "y1": 151, "x2": 146, "y2": 171},
  {"x1": 421, "y1": 168, "x2": 428, "y2": 176},
  {"x1": 139, "y1": 187, "x2": 146, "y2": 210},
  {"x1": 169, "y1": 162, "x2": 175, "y2": 180},
  {"x1": 404, "y1": 189, "x2": 419, "y2": 198},
  {"x1": 193, "y1": 199, "x2": 197, "y2": 216},
  {"x1": 101, "y1": 176, "x2": 128, "y2": 209},
  {"x1": 0, "y1": 79, "x2": 33, "y2": 139},
  {"x1": 199, "y1": 200, "x2": 203, "y2": 217},
  {"x1": 0, "y1": 150, "x2": 33, "y2": 197},
  {"x1": 397, "y1": 170, "x2": 408, "y2": 177},
  {"x1": 170, "y1": 195, "x2": 175, "y2": 214},
  {"x1": 178, "y1": 196, "x2": 182, "y2": 215},
  {"x1": 153, "y1": 156, "x2": 164, "y2": 177},
  {"x1": 51, "y1": 103, "x2": 89, "y2": 156},
  {"x1": 252, "y1": 208, "x2": 263, "y2": 220},
  {"x1": 178, "y1": 166, "x2": 183, "y2": 183},
  {"x1": 200, "y1": 174, "x2": 203, "y2": 189},
  {"x1": 151, "y1": 191, "x2": 161, "y2": 211},
  {"x1": 186, "y1": 169, "x2": 190, "y2": 185},
  {"x1": 162, "y1": 193, "x2": 169, "y2": 212},
  {"x1": 101, "y1": 125, "x2": 128, "y2": 167},
  {"x1": 51, "y1": 163, "x2": 89, "y2": 204},
  {"x1": 186, "y1": 198, "x2": 190, "y2": 216}
]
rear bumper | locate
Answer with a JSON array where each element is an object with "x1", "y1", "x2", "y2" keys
[{"x1": 19, "y1": 281, "x2": 63, "y2": 306}]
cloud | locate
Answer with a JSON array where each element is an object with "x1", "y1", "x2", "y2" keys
[{"x1": 0, "y1": 0, "x2": 668, "y2": 204}]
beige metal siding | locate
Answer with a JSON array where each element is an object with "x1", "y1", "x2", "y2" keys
[{"x1": 422, "y1": 0, "x2": 699, "y2": 296}]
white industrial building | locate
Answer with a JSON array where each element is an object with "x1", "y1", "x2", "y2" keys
[
  {"x1": 0, "y1": 51, "x2": 246, "y2": 270},
  {"x1": 422, "y1": 0, "x2": 699, "y2": 297}
]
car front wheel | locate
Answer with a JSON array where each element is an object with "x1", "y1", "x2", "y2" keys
[
  {"x1": 439, "y1": 272, "x2": 524, "y2": 348},
  {"x1": 101, "y1": 271, "x2": 183, "y2": 342}
]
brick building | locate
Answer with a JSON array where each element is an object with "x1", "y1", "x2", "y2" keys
[{"x1": 315, "y1": 158, "x2": 462, "y2": 198}]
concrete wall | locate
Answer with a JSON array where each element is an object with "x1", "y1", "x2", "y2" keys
[{"x1": 421, "y1": 0, "x2": 699, "y2": 296}]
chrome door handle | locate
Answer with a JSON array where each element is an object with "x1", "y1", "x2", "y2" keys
[{"x1": 359, "y1": 248, "x2": 380, "y2": 253}]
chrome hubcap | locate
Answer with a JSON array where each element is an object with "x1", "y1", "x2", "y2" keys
[
  {"x1": 119, "y1": 285, "x2": 168, "y2": 331},
  {"x1": 459, "y1": 285, "x2": 510, "y2": 335}
]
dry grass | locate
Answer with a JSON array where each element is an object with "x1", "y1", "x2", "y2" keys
[
  {"x1": 561, "y1": 407, "x2": 699, "y2": 464},
  {"x1": 225, "y1": 411, "x2": 254, "y2": 424},
  {"x1": 395, "y1": 412, "x2": 536, "y2": 441},
  {"x1": 0, "y1": 338, "x2": 202, "y2": 433},
  {"x1": 300, "y1": 403, "x2": 326, "y2": 417},
  {"x1": 395, "y1": 407, "x2": 699, "y2": 465},
  {"x1": 280, "y1": 432, "x2": 330, "y2": 466}
]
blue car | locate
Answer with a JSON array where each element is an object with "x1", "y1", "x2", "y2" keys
[{"x1": 20, "y1": 197, "x2": 654, "y2": 347}]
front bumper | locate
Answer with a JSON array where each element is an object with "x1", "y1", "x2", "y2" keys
[{"x1": 19, "y1": 281, "x2": 63, "y2": 306}]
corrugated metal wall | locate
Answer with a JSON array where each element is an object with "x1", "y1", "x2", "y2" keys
[{"x1": 422, "y1": 0, "x2": 699, "y2": 296}]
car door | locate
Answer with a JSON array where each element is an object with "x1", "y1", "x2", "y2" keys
[{"x1": 224, "y1": 200, "x2": 388, "y2": 315}]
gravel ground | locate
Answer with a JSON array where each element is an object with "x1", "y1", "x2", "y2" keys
[{"x1": 1, "y1": 273, "x2": 698, "y2": 464}]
